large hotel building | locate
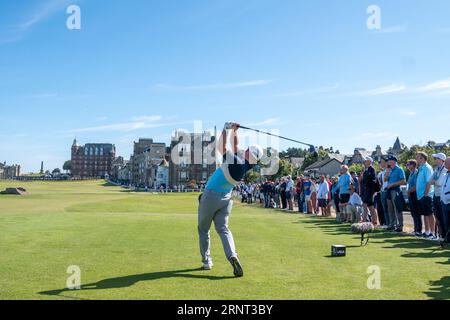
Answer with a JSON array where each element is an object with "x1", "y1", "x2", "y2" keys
[{"x1": 71, "y1": 139, "x2": 116, "y2": 178}]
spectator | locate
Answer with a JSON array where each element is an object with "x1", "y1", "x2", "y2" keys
[
  {"x1": 377, "y1": 158, "x2": 390, "y2": 227},
  {"x1": 342, "y1": 184, "x2": 363, "y2": 223},
  {"x1": 261, "y1": 179, "x2": 268, "y2": 208},
  {"x1": 296, "y1": 176, "x2": 305, "y2": 213},
  {"x1": 286, "y1": 175, "x2": 294, "y2": 211},
  {"x1": 416, "y1": 152, "x2": 436, "y2": 239},
  {"x1": 385, "y1": 156, "x2": 406, "y2": 232},
  {"x1": 310, "y1": 179, "x2": 318, "y2": 214},
  {"x1": 406, "y1": 160, "x2": 422, "y2": 236},
  {"x1": 350, "y1": 171, "x2": 360, "y2": 195},
  {"x1": 430, "y1": 153, "x2": 448, "y2": 240},
  {"x1": 441, "y1": 157, "x2": 450, "y2": 244},
  {"x1": 317, "y1": 175, "x2": 330, "y2": 216},
  {"x1": 280, "y1": 178, "x2": 287, "y2": 209},
  {"x1": 330, "y1": 176, "x2": 341, "y2": 217},
  {"x1": 325, "y1": 175, "x2": 333, "y2": 217},
  {"x1": 338, "y1": 165, "x2": 352, "y2": 207},
  {"x1": 361, "y1": 157, "x2": 378, "y2": 224},
  {"x1": 273, "y1": 181, "x2": 281, "y2": 209},
  {"x1": 303, "y1": 177, "x2": 312, "y2": 214}
]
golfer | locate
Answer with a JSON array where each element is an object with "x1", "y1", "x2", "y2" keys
[{"x1": 198, "y1": 122, "x2": 263, "y2": 277}]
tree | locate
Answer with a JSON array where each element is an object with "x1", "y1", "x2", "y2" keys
[
  {"x1": 52, "y1": 168, "x2": 61, "y2": 175},
  {"x1": 279, "y1": 147, "x2": 308, "y2": 159},
  {"x1": 245, "y1": 170, "x2": 261, "y2": 183},
  {"x1": 63, "y1": 160, "x2": 72, "y2": 173},
  {"x1": 301, "y1": 149, "x2": 328, "y2": 171},
  {"x1": 267, "y1": 159, "x2": 294, "y2": 180}
]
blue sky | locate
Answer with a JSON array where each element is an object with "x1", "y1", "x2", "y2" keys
[{"x1": 1, "y1": 0, "x2": 450, "y2": 172}]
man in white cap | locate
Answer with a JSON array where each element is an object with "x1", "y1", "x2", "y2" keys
[
  {"x1": 441, "y1": 157, "x2": 450, "y2": 243},
  {"x1": 361, "y1": 156, "x2": 378, "y2": 224},
  {"x1": 198, "y1": 122, "x2": 263, "y2": 277},
  {"x1": 430, "y1": 153, "x2": 448, "y2": 240}
]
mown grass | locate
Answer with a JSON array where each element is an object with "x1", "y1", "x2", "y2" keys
[{"x1": 0, "y1": 180, "x2": 448, "y2": 300}]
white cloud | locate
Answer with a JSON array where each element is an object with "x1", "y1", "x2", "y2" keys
[
  {"x1": 358, "y1": 84, "x2": 406, "y2": 96},
  {"x1": 247, "y1": 118, "x2": 281, "y2": 127},
  {"x1": 18, "y1": 0, "x2": 71, "y2": 31},
  {"x1": 417, "y1": 79, "x2": 450, "y2": 92},
  {"x1": 67, "y1": 115, "x2": 165, "y2": 133},
  {"x1": 1, "y1": 0, "x2": 73, "y2": 44},
  {"x1": 153, "y1": 80, "x2": 271, "y2": 91}
]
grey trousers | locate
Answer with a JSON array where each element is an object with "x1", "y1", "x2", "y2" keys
[
  {"x1": 387, "y1": 190, "x2": 403, "y2": 229},
  {"x1": 198, "y1": 189, "x2": 237, "y2": 265}
]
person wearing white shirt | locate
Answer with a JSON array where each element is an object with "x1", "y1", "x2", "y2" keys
[
  {"x1": 317, "y1": 175, "x2": 330, "y2": 216},
  {"x1": 441, "y1": 157, "x2": 450, "y2": 243},
  {"x1": 342, "y1": 185, "x2": 363, "y2": 223},
  {"x1": 430, "y1": 153, "x2": 448, "y2": 239},
  {"x1": 285, "y1": 175, "x2": 294, "y2": 211}
]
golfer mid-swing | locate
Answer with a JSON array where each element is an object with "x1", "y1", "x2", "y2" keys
[{"x1": 198, "y1": 122, "x2": 263, "y2": 277}]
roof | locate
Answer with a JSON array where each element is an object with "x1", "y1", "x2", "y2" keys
[
  {"x1": 290, "y1": 157, "x2": 305, "y2": 168},
  {"x1": 328, "y1": 153, "x2": 347, "y2": 163},
  {"x1": 393, "y1": 137, "x2": 405, "y2": 150},
  {"x1": 305, "y1": 157, "x2": 343, "y2": 171}
]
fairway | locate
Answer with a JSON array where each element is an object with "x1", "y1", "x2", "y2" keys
[{"x1": 0, "y1": 180, "x2": 448, "y2": 300}]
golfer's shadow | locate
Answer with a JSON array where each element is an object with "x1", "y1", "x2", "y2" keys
[{"x1": 39, "y1": 268, "x2": 234, "y2": 297}]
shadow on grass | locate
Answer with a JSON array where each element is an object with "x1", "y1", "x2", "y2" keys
[
  {"x1": 424, "y1": 276, "x2": 450, "y2": 300},
  {"x1": 295, "y1": 216, "x2": 450, "y2": 299},
  {"x1": 39, "y1": 268, "x2": 235, "y2": 298}
]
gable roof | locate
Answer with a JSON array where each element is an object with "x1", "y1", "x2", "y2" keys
[{"x1": 305, "y1": 158, "x2": 342, "y2": 171}]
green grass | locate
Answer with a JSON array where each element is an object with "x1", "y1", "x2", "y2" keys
[{"x1": 0, "y1": 180, "x2": 448, "y2": 300}]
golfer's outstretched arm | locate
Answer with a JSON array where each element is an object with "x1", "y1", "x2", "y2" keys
[
  {"x1": 217, "y1": 129, "x2": 227, "y2": 156},
  {"x1": 217, "y1": 123, "x2": 240, "y2": 155}
]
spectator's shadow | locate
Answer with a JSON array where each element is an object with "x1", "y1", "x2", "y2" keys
[
  {"x1": 39, "y1": 268, "x2": 234, "y2": 298},
  {"x1": 424, "y1": 276, "x2": 450, "y2": 300}
]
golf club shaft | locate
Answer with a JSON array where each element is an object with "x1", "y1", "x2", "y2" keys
[{"x1": 239, "y1": 125, "x2": 316, "y2": 148}]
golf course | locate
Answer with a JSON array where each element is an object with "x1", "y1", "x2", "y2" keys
[{"x1": 0, "y1": 180, "x2": 448, "y2": 300}]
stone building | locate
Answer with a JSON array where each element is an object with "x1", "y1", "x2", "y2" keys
[
  {"x1": 169, "y1": 130, "x2": 216, "y2": 189},
  {"x1": 0, "y1": 162, "x2": 21, "y2": 180},
  {"x1": 71, "y1": 139, "x2": 116, "y2": 178},
  {"x1": 117, "y1": 163, "x2": 132, "y2": 185},
  {"x1": 130, "y1": 138, "x2": 167, "y2": 187},
  {"x1": 110, "y1": 156, "x2": 126, "y2": 182},
  {"x1": 153, "y1": 159, "x2": 169, "y2": 189}
]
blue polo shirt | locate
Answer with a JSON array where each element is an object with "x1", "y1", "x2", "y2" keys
[
  {"x1": 407, "y1": 170, "x2": 418, "y2": 190},
  {"x1": 338, "y1": 173, "x2": 352, "y2": 194},
  {"x1": 388, "y1": 165, "x2": 406, "y2": 188},
  {"x1": 416, "y1": 163, "x2": 434, "y2": 200},
  {"x1": 303, "y1": 181, "x2": 312, "y2": 196},
  {"x1": 206, "y1": 152, "x2": 255, "y2": 193}
]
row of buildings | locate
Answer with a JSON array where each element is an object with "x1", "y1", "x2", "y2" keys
[
  {"x1": 0, "y1": 162, "x2": 21, "y2": 180},
  {"x1": 70, "y1": 135, "x2": 449, "y2": 186},
  {"x1": 71, "y1": 130, "x2": 218, "y2": 189}
]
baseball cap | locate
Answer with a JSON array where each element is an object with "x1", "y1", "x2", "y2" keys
[
  {"x1": 387, "y1": 156, "x2": 398, "y2": 162},
  {"x1": 432, "y1": 153, "x2": 447, "y2": 161}
]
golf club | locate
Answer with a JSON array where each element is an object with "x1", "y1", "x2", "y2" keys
[{"x1": 238, "y1": 125, "x2": 319, "y2": 155}]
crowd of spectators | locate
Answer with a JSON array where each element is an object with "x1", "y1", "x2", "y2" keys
[{"x1": 234, "y1": 152, "x2": 450, "y2": 243}]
